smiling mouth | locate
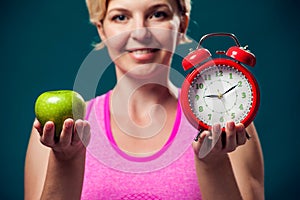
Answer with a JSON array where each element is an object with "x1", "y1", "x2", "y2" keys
[{"x1": 128, "y1": 48, "x2": 160, "y2": 54}]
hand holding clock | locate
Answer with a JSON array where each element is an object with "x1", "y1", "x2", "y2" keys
[
  {"x1": 193, "y1": 121, "x2": 248, "y2": 160},
  {"x1": 180, "y1": 33, "x2": 263, "y2": 199}
]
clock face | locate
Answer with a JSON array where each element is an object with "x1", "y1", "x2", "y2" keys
[{"x1": 186, "y1": 62, "x2": 256, "y2": 129}]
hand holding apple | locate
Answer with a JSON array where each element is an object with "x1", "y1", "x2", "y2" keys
[{"x1": 34, "y1": 90, "x2": 86, "y2": 141}]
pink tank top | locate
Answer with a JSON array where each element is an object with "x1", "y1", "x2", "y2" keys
[{"x1": 81, "y1": 91, "x2": 202, "y2": 199}]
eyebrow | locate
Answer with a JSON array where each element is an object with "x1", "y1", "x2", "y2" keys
[
  {"x1": 107, "y1": 7, "x2": 129, "y2": 14},
  {"x1": 107, "y1": 3, "x2": 174, "y2": 14},
  {"x1": 149, "y1": 4, "x2": 174, "y2": 12}
]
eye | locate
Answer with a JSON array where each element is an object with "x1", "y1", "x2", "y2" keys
[
  {"x1": 150, "y1": 11, "x2": 168, "y2": 19},
  {"x1": 112, "y1": 15, "x2": 128, "y2": 22}
]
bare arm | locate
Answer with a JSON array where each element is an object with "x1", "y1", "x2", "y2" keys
[
  {"x1": 229, "y1": 123, "x2": 264, "y2": 200},
  {"x1": 24, "y1": 119, "x2": 90, "y2": 200},
  {"x1": 193, "y1": 122, "x2": 264, "y2": 200},
  {"x1": 195, "y1": 154, "x2": 243, "y2": 199},
  {"x1": 40, "y1": 145, "x2": 86, "y2": 200},
  {"x1": 24, "y1": 125, "x2": 50, "y2": 200}
]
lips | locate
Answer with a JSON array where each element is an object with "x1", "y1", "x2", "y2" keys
[
  {"x1": 128, "y1": 48, "x2": 159, "y2": 54},
  {"x1": 127, "y1": 48, "x2": 160, "y2": 61}
]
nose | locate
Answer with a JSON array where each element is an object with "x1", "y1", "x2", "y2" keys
[
  {"x1": 131, "y1": 28, "x2": 150, "y2": 41},
  {"x1": 130, "y1": 19, "x2": 151, "y2": 42}
]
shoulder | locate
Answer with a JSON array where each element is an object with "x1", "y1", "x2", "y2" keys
[{"x1": 84, "y1": 91, "x2": 111, "y2": 118}]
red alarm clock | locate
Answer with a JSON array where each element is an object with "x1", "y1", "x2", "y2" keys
[{"x1": 181, "y1": 33, "x2": 260, "y2": 134}]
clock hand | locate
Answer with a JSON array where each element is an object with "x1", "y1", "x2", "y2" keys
[
  {"x1": 221, "y1": 83, "x2": 239, "y2": 97},
  {"x1": 203, "y1": 94, "x2": 220, "y2": 98},
  {"x1": 204, "y1": 89, "x2": 223, "y2": 99},
  {"x1": 204, "y1": 83, "x2": 239, "y2": 99}
]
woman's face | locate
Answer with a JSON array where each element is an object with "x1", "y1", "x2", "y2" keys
[{"x1": 97, "y1": 0, "x2": 187, "y2": 78}]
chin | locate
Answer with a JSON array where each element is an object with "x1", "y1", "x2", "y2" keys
[{"x1": 123, "y1": 63, "x2": 169, "y2": 80}]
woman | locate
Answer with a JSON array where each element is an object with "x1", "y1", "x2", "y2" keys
[{"x1": 25, "y1": 0, "x2": 264, "y2": 199}]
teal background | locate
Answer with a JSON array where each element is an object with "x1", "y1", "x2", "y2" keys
[{"x1": 1, "y1": 0, "x2": 299, "y2": 199}]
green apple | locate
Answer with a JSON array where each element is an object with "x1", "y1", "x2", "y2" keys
[{"x1": 34, "y1": 90, "x2": 86, "y2": 141}]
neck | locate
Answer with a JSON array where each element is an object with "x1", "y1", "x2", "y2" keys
[
  {"x1": 113, "y1": 64, "x2": 178, "y2": 105},
  {"x1": 110, "y1": 67, "x2": 178, "y2": 135}
]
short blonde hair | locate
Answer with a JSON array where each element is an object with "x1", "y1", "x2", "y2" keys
[{"x1": 85, "y1": 0, "x2": 191, "y2": 49}]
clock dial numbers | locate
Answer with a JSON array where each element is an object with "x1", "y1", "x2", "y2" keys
[
  {"x1": 188, "y1": 64, "x2": 253, "y2": 128},
  {"x1": 215, "y1": 70, "x2": 223, "y2": 77}
]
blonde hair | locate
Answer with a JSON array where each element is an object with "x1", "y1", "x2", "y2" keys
[{"x1": 85, "y1": 0, "x2": 191, "y2": 49}]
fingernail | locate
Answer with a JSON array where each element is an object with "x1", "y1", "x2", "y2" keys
[
  {"x1": 227, "y1": 121, "x2": 235, "y2": 130},
  {"x1": 45, "y1": 123, "x2": 52, "y2": 131},
  {"x1": 65, "y1": 119, "x2": 74, "y2": 129},
  {"x1": 212, "y1": 124, "x2": 221, "y2": 134}
]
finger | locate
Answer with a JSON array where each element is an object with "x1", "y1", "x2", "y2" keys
[
  {"x1": 73, "y1": 120, "x2": 84, "y2": 145},
  {"x1": 33, "y1": 119, "x2": 43, "y2": 135},
  {"x1": 82, "y1": 121, "x2": 91, "y2": 147},
  {"x1": 224, "y1": 121, "x2": 237, "y2": 152},
  {"x1": 198, "y1": 125, "x2": 222, "y2": 159},
  {"x1": 193, "y1": 130, "x2": 210, "y2": 156},
  {"x1": 236, "y1": 123, "x2": 247, "y2": 146},
  {"x1": 40, "y1": 121, "x2": 55, "y2": 147},
  {"x1": 59, "y1": 118, "x2": 74, "y2": 146},
  {"x1": 211, "y1": 123, "x2": 222, "y2": 151},
  {"x1": 73, "y1": 120, "x2": 91, "y2": 147}
]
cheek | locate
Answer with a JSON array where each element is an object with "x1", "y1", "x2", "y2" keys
[
  {"x1": 156, "y1": 30, "x2": 178, "y2": 53},
  {"x1": 103, "y1": 28, "x2": 131, "y2": 58},
  {"x1": 150, "y1": 23, "x2": 180, "y2": 52}
]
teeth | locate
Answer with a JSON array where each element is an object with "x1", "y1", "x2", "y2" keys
[{"x1": 130, "y1": 49, "x2": 156, "y2": 54}]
